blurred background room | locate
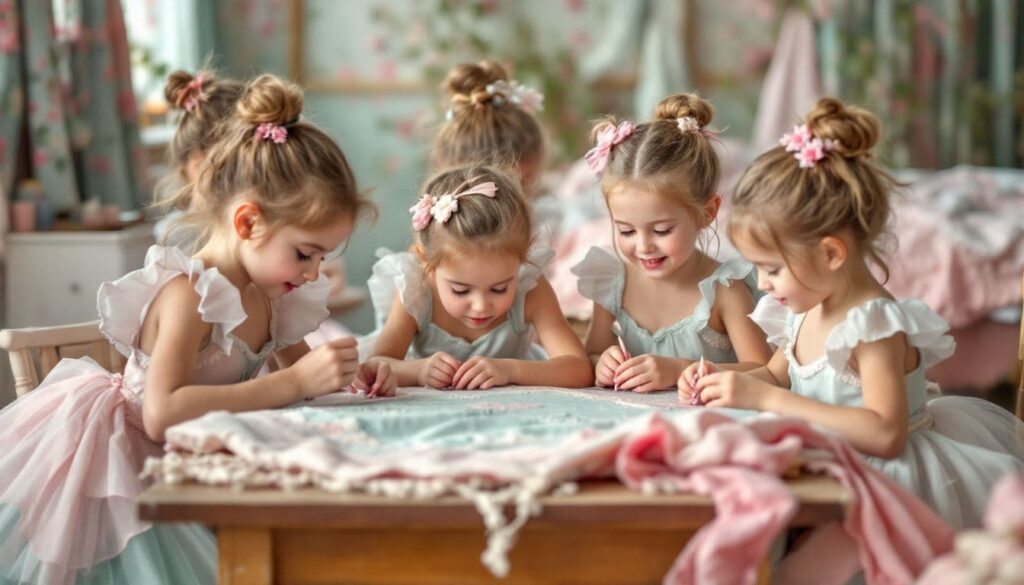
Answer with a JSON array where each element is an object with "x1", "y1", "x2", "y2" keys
[{"x1": 0, "y1": 0, "x2": 1022, "y2": 407}]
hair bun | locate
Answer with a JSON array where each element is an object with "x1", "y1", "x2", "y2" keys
[
  {"x1": 653, "y1": 93, "x2": 715, "y2": 128},
  {"x1": 444, "y1": 60, "x2": 510, "y2": 109},
  {"x1": 236, "y1": 74, "x2": 303, "y2": 126},
  {"x1": 805, "y1": 97, "x2": 879, "y2": 158},
  {"x1": 165, "y1": 70, "x2": 207, "y2": 111}
]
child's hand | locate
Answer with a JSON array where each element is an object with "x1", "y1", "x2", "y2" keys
[
  {"x1": 693, "y1": 370, "x2": 771, "y2": 410},
  {"x1": 613, "y1": 354, "x2": 682, "y2": 393},
  {"x1": 451, "y1": 357, "x2": 510, "y2": 390},
  {"x1": 678, "y1": 359, "x2": 716, "y2": 404},
  {"x1": 595, "y1": 345, "x2": 628, "y2": 387},
  {"x1": 418, "y1": 352, "x2": 462, "y2": 389},
  {"x1": 288, "y1": 337, "x2": 359, "y2": 399},
  {"x1": 352, "y1": 358, "x2": 397, "y2": 398}
]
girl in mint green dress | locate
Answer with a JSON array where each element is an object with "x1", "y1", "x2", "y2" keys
[{"x1": 682, "y1": 98, "x2": 1023, "y2": 530}]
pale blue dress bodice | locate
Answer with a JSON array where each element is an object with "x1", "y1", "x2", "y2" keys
[
  {"x1": 751, "y1": 295, "x2": 1024, "y2": 530},
  {"x1": 365, "y1": 248, "x2": 552, "y2": 362},
  {"x1": 571, "y1": 246, "x2": 758, "y2": 362}
]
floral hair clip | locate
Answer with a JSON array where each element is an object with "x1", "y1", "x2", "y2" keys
[
  {"x1": 676, "y1": 116, "x2": 719, "y2": 138},
  {"x1": 780, "y1": 124, "x2": 841, "y2": 168},
  {"x1": 676, "y1": 116, "x2": 701, "y2": 134},
  {"x1": 584, "y1": 120, "x2": 634, "y2": 174},
  {"x1": 409, "y1": 181, "x2": 498, "y2": 231},
  {"x1": 255, "y1": 122, "x2": 288, "y2": 144},
  {"x1": 485, "y1": 79, "x2": 544, "y2": 114},
  {"x1": 181, "y1": 74, "x2": 207, "y2": 112}
]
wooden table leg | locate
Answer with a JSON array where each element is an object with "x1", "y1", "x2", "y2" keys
[
  {"x1": 218, "y1": 527, "x2": 272, "y2": 585},
  {"x1": 757, "y1": 555, "x2": 771, "y2": 585}
]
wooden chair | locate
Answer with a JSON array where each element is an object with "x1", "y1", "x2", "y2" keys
[{"x1": 0, "y1": 320, "x2": 124, "y2": 397}]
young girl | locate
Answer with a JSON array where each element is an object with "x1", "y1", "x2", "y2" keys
[
  {"x1": 0, "y1": 74, "x2": 394, "y2": 584},
  {"x1": 573, "y1": 94, "x2": 772, "y2": 393},
  {"x1": 368, "y1": 164, "x2": 593, "y2": 390},
  {"x1": 680, "y1": 97, "x2": 1023, "y2": 529},
  {"x1": 155, "y1": 69, "x2": 242, "y2": 246},
  {"x1": 160, "y1": 69, "x2": 350, "y2": 346},
  {"x1": 433, "y1": 60, "x2": 545, "y2": 200}
]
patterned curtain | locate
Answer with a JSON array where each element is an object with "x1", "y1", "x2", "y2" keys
[
  {"x1": 817, "y1": 0, "x2": 1022, "y2": 169},
  {"x1": 0, "y1": 0, "x2": 144, "y2": 224}
]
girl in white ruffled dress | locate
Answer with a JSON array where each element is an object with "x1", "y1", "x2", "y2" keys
[
  {"x1": 680, "y1": 97, "x2": 1024, "y2": 530},
  {"x1": 0, "y1": 74, "x2": 393, "y2": 585},
  {"x1": 573, "y1": 93, "x2": 773, "y2": 393}
]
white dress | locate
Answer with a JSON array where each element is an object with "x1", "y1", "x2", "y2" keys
[
  {"x1": 751, "y1": 295, "x2": 1024, "y2": 529},
  {"x1": 363, "y1": 247, "x2": 553, "y2": 361},
  {"x1": 572, "y1": 246, "x2": 759, "y2": 362}
]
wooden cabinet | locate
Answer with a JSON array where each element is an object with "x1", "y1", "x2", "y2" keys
[{"x1": 5, "y1": 224, "x2": 154, "y2": 327}]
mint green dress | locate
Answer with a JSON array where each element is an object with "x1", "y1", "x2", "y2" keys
[
  {"x1": 572, "y1": 246, "x2": 759, "y2": 363},
  {"x1": 364, "y1": 247, "x2": 554, "y2": 362}
]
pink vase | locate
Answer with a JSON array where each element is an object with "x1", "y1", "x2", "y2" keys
[{"x1": 11, "y1": 201, "x2": 36, "y2": 232}]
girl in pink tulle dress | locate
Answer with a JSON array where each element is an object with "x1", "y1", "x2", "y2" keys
[{"x1": 0, "y1": 74, "x2": 394, "y2": 585}]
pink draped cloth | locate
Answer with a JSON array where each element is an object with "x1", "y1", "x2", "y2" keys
[
  {"x1": 749, "y1": 8, "x2": 823, "y2": 152},
  {"x1": 615, "y1": 413, "x2": 954, "y2": 585},
  {"x1": 0, "y1": 359, "x2": 158, "y2": 584}
]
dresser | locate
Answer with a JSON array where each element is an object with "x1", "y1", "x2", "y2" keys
[{"x1": 5, "y1": 223, "x2": 154, "y2": 327}]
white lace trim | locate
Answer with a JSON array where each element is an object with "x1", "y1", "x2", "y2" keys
[
  {"x1": 143, "y1": 453, "x2": 579, "y2": 578},
  {"x1": 785, "y1": 314, "x2": 861, "y2": 386},
  {"x1": 698, "y1": 328, "x2": 733, "y2": 351}
]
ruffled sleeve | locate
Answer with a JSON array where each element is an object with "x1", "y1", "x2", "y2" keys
[
  {"x1": 749, "y1": 294, "x2": 791, "y2": 349},
  {"x1": 570, "y1": 246, "x2": 622, "y2": 314},
  {"x1": 273, "y1": 273, "x2": 331, "y2": 348},
  {"x1": 366, "y1": 249, "x2": 430, "y2": 328},
  {"x1": 508, "y1": 246, "x2": 556, "y2": 334},
  {"x1": 691, "y1": 259, "x2": 759, "y2": 335},
  {"x1": 825, "y1": 298, "x2": 955, "y2": 373},
  {"x1": 518, "y1": 246, "x2": 556, "y2": 296},
  {"x1": 97, "y1": 245, "x2": 247, "y2": 357}
]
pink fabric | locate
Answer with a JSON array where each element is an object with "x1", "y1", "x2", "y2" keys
[
  {"x1": 750, "y1": 8, "x2": 822, "y2": 152},
  {"x1": 884, "y1": 170, "x2": 1024, "y2": 328},
  {"x1": 768, "y1": 417, "x2": 957, "y2": 585},
  {"x1": 616, "y1": 415, "x2": 800, "y2": 585},
  {"x1": 615, "y1": 413, "x2": 954, "y2": 585},
  {"x1": 0, "y1": 359, "x2": 158, "y2": 585},
  {"x1": 917, "y1": 472, "x2": 1024, "y2": 584},
  {"x1": 927, "y1": 318, "x2": 1019, "y2": 391}
]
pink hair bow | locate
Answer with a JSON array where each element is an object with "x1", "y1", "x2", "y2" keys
[
  {"x1": 182, "y1": 74, "x2": 207, "y2": 112},
  {"x1": 255, "y1": 122, "x2": 288, "y2": 144},
  {"x1": 409, "y1": 181, "x2": 498, "y2": 231},
  {"x1": 780, "y1": 124, "x2": 840, "y2": 168},
  {"x1": 584, "y1": 120, "x2": 634, "y2": 174}
]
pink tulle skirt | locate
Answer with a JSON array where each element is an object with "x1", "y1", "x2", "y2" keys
[{"x1": 0, "y1": 358, "x2": 158, "y2": 584}]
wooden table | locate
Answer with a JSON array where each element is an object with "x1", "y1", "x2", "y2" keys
[{"x1": 139, "y1": 476, "x2": 849, "y2": 585}]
